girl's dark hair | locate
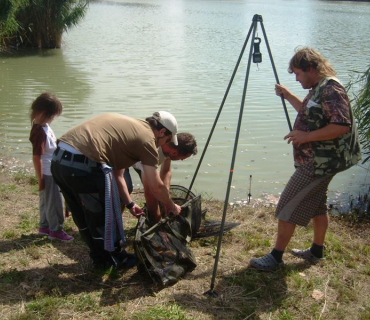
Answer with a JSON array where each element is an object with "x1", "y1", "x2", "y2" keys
[
  {"x1": 145, "y1": 112, "x2": 172, "y2": 136},
  {"x1": 30, "y1": 93, "x2": 63, "y2": 124}
]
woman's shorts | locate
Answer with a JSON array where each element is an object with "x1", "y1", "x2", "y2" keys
[{"x1": 276, "y1": 167, "x2": 334, "y2": 227}]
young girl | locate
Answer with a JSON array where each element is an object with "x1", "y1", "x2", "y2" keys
[{"x1": 29, "y1": 93, "x2": 73, "y2": 241}]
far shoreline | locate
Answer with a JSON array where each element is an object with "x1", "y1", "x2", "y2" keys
[
  {"x1": 0, "y1": 153, "x2": 281, "y2": 208},
  {"x1": 1, "y1": 153, "x2": 368, "y2": 217},
  {"x1": 0, "y1": 153, "x2": 34, "y2": 175}
]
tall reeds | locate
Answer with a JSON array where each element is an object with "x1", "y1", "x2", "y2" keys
[{"x1": 353, "y1": 66, "x2": 370, "y2": 163}]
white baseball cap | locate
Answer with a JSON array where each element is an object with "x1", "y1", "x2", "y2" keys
[{"x1": 153, "y1": 111, "x2": 178, "y2": 145}]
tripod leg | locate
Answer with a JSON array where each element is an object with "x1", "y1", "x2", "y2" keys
[
  {"x1": 205, "y1": 17, "x2": 259, "y2": 296},
  {"x1": 187, "y1": 20, "x2": 255, "y2": 199},
  {"x1": 259, "y1": 21, "x2": 293, "y2": 131}
]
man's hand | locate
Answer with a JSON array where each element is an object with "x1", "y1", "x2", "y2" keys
[
  {"x1": 167, "y1": 203, "x2": 181, "y2": 217},
  {"x1": 285, "y1": 124, "x2": 350, "y2": 146},
  {"x1": 284, "y1": 130, "x2": 310, "y2": 146},
  {"x1": 275, "y1": 83, "x2": 303, "y2": 112},
  {"x1": 129, "y1": 204, "x2": 144, "y2": 218},
  {"x1": 275, "y1": 84, "x2": 291, "y2": 100}
]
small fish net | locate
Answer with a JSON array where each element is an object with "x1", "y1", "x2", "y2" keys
[{"x1": 169, "y1": 185, "x2": 240, "y2": 238}]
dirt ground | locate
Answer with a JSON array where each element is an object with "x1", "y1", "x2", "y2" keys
[{"x1": 1, "y1": 156, "x2": 370, "y2": 320}]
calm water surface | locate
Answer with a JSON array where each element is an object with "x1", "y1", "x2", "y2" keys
[{"x1": 1, "y1": 0, "x2": 370, "y2": 205}]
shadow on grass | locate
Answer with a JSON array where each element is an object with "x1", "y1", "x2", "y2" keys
[
  {"x1": 171, "y1": 262, "x2": 312, "y2": 319},
  {"x1": 0, "y1": 231, "x2": 317, "y2": 320},
  {"x1": 0, "y1": 233, "x2": 54, "y2": 253},
  {"x1": 0, "y1": 231, "x2": 313, "y2": 317},
  {"x1": 0, "y1": 232, "x2": 167, "y2": 309},
  {"x1": 0, "y1": 262, "x2": 162, "y2": 305}
]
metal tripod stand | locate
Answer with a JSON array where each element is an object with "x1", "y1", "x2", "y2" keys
[{"x1": 186, "y1": 14, "x2": 292, "y2": 297}]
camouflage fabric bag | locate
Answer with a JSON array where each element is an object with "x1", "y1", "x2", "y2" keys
[
  {"x1": 306, "y1": 77, "x2": 361, "y2": 176},
  {"x1": 134, "y1": 196, "x2": 199, "y2": 286}
]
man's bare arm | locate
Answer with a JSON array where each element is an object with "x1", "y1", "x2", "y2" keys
[
  {"x1": 142, "y1": 164, "x2": 181, "y2": 215},
  {"x1": 113, "y1": 169, "x2": 143, "y2": 217},
  {"x1": 160, "y1": 158, "x2": 172, "y2": 190}
]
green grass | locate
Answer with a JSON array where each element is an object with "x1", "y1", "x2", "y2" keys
[
  {"x1": 16, "y1": 213, "x2": 38, "y2": 233},
  {"x1": 288, "y1": 270, "x2": 314, "y2": 292},
  {"x1": 2, "y1": 230, "x2": 17, "y2": 239},
  {"x1": 17, "y1": 257, "x2": 29, "y2": 267},
  {"x1": 0, "y1": 184, "x2": 18, "y2": 199},
  {"x1": 67, "y1": 293, "x2": 101, "y2": 312},
  {"x1": 0, "y1": 268, "x2": 24, "y2": 284},
  {"x1": 277, "y1": 310, "x2": 295, "y2": 320},
  {"x1": 1, "y1": 168, "x2": 370, "y2": 320},
  {"x1": 13, "y1": 171, "x2": 38, "y2": 185},
  {"x1": 131, "y1": 303, "x2": 190, "y2": 320},
  {"x1": 330, "y1": 276, "x2": 357, "y2": 304},
  {"x1": 359, "y1": 300, "x2": 370, "y2": 320},
  {"x1": 10, "y1": 290, "x2": 102, "y2": 319},
  {"x1": 197, "y1": 236, "x2": 218, "y2": 247},
  {"x1": 24, "y1": 293, "x2": 63, "y2": 319},
  {"x1": 8, "y1": 313, "x2": 39, "y2": 320},
  {"x1": 242, "y1": 230, "x2": 271, "y2": 251},
  {"x1": 364, "y1": 265, "x2": 370, "y2": 276},
  {"x1": 25, "y1": 244, "x2": 41, "y2": 259}
]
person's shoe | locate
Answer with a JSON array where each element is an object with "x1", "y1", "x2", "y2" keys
[
  {"x1": 91, "y1": 258, "x2": 114, "y2": 271},
  {"x1": 38, "y1": 227, "x2": 50, "y2": 236},
  {"x1": 111, "y1": 250, "x2": 137, "y2": 270},
  {"x1": 123, "y1": 253, "x2": 137, "y2": 269},
  {"x1": 249, "y1": 253, "x2": 284, "y2": 271},
  {"x1": 291, "y1": 248, "x2": 322, "y2": 264},
  {"x1": 48, "y1": 230, "x2": 74, "y2": 241}
]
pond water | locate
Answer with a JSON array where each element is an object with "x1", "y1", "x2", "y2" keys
[{"x1": 1, "y1": 0, "x2": 370, "y2": 206}]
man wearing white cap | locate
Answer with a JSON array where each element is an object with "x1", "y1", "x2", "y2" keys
[
  {"x1": 51, "y1": 111, "x2": 181, "y2": 270},
  {"x1": 152, "y1": 111, "x2": 179, "y2": 145}
]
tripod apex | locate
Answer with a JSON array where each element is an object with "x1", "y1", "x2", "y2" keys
[{"x1": 252, "y1": 14, "x2": 263, "y2": 22}]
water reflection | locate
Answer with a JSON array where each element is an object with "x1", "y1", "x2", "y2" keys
[
  {"x1": 0, "y1": 48, "x2": 91, "y2": 156},
  {"x1": 0, "y1": 0, "x2": 370, "y2": 204}
]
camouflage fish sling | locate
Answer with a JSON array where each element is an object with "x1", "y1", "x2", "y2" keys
[
  {"x1": 306, "y1": 77, "x2": 361, "y2": 176},
  {"x1": 134, "y1": 196, "x2": 200, "y2": 286}
]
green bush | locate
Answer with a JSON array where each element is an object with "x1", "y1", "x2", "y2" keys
[
  {"x1": 0, "y1": 0, "x2": 89, "y2": 50},
  {"x1": 349, "y1": 65, "x2": 370, "y2": 163}
]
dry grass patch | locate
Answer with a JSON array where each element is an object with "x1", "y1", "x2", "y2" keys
[{"x1": 1, "y1": 163, "x2": 370, "y2": 320}]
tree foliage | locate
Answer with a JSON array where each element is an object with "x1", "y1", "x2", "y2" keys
[
  {"x1": 349, "y1": 65, "x2": 370, "y2": 164},
  {"x1": 0, "y1": 0, "x2": 21, "y2": 48},
  {"x1": 0, "y1": 0, "x2": 89, "y2": 50}
]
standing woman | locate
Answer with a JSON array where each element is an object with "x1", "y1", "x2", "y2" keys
[
  {"x1": 29, "y1": 93, "x2": 73, "y2": 241},
  {"x1": 249, "y1": 47, "x2": 360, "y2": 271}
]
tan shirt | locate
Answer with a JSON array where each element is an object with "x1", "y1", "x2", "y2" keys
[
  {"x1": 132, "y1": 146, "x2": 166, "y2": 171},
  {"x1": 59, "y1": 113, "x2": 158, "y2": 169}
]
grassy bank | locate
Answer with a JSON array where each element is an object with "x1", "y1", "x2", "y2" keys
[{"x1": 0, "y1": 164, "x2": 370, "y2": 320}]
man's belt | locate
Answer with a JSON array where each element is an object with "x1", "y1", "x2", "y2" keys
[{"x1": 52, "y1": 147, "x2": 99, "y2": 169}]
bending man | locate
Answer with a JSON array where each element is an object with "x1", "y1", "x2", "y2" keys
[{"x1": 51, "y1": 111, "x2": 182, "y2": 269}]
